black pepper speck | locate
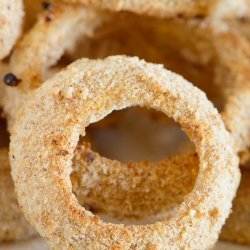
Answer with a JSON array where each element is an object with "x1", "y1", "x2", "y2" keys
[
  {"x1": 3, "y1": 73, "x2": 21, "y2": 87},
  {"x1": 42, "y1": 1, "x2": 52, "y2": 10},
  {"x1": 45, "y1": 15, "x2": 52, "y2": 22},
  {"x1": 85, "y1": 153, "x2": 94, "y2": 163}
]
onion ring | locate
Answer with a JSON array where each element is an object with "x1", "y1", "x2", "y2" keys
[
  {"x1": 220, "y1": 169, "x2": 250, "y2": 244},
  {"x1": 10, "y1": 3, "x2": 101, "y2": 90},
  {"x1": 1, "y1": 56, "x2": 189, "y2": 240},
  {"x1": 61, "y1": 0, "x2": 249, "y2": 20},
  {"x1": 10, "y1": 55, "x2": 239, "y2": 249},
  {"x1": 23, "y1": 0, "x2": 46, "y2": 30},
  {"x1": 1, "y1": 59, "x2": 193, "y2": 238},
  {"x1": 3, "y1": 3, "x2": 102, "y2": 129},
  {"x1": 0, "y1": 63, "x2": 36, "y2": 242},
  {"x1": 0, "y1": 0, "x2": 23, "y2": 60},
  {"x1": 0, "y1": 148, "x2": 36, "y2": 242}
]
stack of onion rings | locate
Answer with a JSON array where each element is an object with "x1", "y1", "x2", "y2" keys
[
  {"x1": 5, "y1": 6, "x2": 250, "y2": 155},
  {"x1": 2, "y1": 2, "x2": 250, "y2": 244},
  {"x1": 1, "y1": 1, "x2": 250, "y2": 247}
]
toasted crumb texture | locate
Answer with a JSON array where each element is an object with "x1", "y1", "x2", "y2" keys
[
  {"x1": 220, "y1": 169, "x2": 250, "y2": 244},
  {"x1": 72, "y1": 142, "x2": 198, "y2": 220},
  {"x1": 71, "y1": 142, "x2": 250, "y2": 245},
  {"x1": 11, "y1": 56, "x2": 239, "y2": 249},
  {"x1": 0, "y1": 134, "x2": 245, "y2": 243},
  {"x1": 2, "y1": 3, "x2": 102, "y2": 130},
  {"x1": 61, "y1": 0, "x2": 249, "y2": 19},
  {"x1": 227, "y1": 18, "x2": 250, "y2": 42},
  {"x1": 0, "y1": 0, "x2": 23, "y2": 60},
  {"x1": 0, "y1": 148, "x2": 35, "y2": 242}
]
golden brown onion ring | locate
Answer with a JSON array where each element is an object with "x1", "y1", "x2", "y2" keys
[
  {"x1": 61, "y1": 0, "x2": 249, "y2": 20},
  {"x1": 23, "y1": 0, "x2": 46, "y2": 30},
  {"x1": 220, "y1": 169, "x2": 250, "y2": 244},
  {"x1": 10, "y1": 55, "x2": 239, "y2": 249},
  {"x1": 0, "y1": 148, "x2": 36, "y2": 242},
  {"x1": 0, "y1": 0, "x2": 23, "y2": 60},
  {"x1": 0, "y1": 63, "x2": 36, "y2": 242},
  {"x1": 3, "y1": 3, "x2": 102, "y2": 130}
]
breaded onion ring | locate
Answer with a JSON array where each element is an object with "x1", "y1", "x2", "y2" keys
[
  {"x1": 1, "y1": 59, "x2": 195, "y2": 239},
  {"x1": 10, "y1": 3, "x2": 100, "y2": 90},
  {"x1": 0, "y1": 0, "x2": 23, "y2": 60},
  {"x1": 0, "y1": 63, "x2": 36, "y2": 242},
  {"x1": 3, "y1": 3, "x2": 102, "y2": 129},
  {"x1": 61, "y1": 0, "x2": 249, "y2": 20},
  {"x1": 10, "y1": 56, "x2": 240, "y2": 249},
  {"x1": 0, "y1": 148, "x2": 36, "y2": 242},
  {"x1": 220, "y1": 169, "x2": 250, "y2": 244},
  {"x1": 23, "y1": 0, "x2": 46, "y2": 30}
]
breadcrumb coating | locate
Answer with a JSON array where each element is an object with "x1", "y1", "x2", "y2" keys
[{"x1": 10, "y1": 56, "x2": 239, "y2": 249}]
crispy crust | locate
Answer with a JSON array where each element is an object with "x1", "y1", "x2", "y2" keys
[
  {"x1": 10, "y1": 56, "x2": 240, "y2": 249},
  {"x1": 0, "y1": 0, "x2": 23, "y2": 60},
  {"x1": 61, "y1": 0, "x2": 249, "y2": 19},
  {"x1": 0, "y1": 127, "x2": 194, "y2": 242},
  {"x1": 71, "y1": 142, "x2": 250, "y2": 245},
  {"x1": 228, "y1": 18, "x2": 250, "y2": 42}
]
